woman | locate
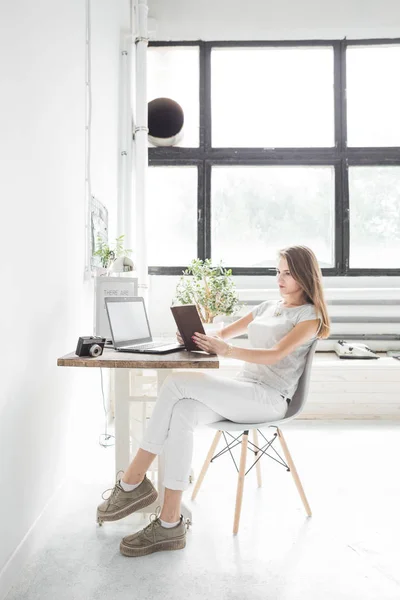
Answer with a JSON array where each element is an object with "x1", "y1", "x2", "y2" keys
[{"x1": 97, "y1": 245, "x2": 330, "y2": 557}]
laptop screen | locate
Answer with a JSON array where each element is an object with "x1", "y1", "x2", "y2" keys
[{"x1": 105, "y1": 298, "x2": 151, "y2": 345}]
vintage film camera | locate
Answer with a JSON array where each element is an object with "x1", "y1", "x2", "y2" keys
[{"x1": 75, "y1": 336, "x2": 106, "y2": 358}]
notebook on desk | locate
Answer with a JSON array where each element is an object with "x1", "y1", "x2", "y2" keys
[{"x1": 104, "y1": 296, "x2": 185, "y2": 354}]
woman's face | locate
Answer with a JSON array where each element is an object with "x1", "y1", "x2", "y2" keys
[{"x1": 276, "y1": 257, "x2": 303, "y2": 296}]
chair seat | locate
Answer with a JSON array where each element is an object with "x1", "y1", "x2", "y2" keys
[{"x1": 207, "y1": 416, "x2": 290, "y2": 431}]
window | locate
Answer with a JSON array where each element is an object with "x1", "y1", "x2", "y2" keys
[
  {"x1": 148, "y1": 40, "x2": 400, "y2": 276},
  {"x1": 349, "y1": 166, "x2": 400, "y2": 268},
  {"x1": 211, "y1": 47, "x2": 334, "y2": 148},
  {"x1": 147, "y1": 166, "x2": 198, "y2": 266},
  {"x1": 211, "y1": 166, "x2": 335, "y2": 267},
  {"x1": 346, "y1": 45, "x2": 400, "y2": 147}
]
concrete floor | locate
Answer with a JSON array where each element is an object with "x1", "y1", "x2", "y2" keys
[{"x1": 5, "y1": 420, "x2": 400, "y2": 600}]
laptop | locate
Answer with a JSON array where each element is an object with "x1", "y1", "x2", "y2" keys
[{"x1": 104, "y1": 296, "x2": 185, "y2": 354}]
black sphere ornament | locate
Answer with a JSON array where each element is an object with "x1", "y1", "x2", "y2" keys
[{"x1": 148, "y1": 97, "x2": 184, "y2": 146}]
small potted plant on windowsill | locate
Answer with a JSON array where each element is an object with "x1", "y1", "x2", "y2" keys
[
  {"x1": 93, "y1": 234, "x2": 134, "y2": 276},
  {"x1": 172, "y1": 258, "x2": 241, "y2": 335}
]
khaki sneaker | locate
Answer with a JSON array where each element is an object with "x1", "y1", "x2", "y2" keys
[
  {"x1": 120, "y1": 507, "x2": 190, "y2": 557},
  {"x1": 97, "y1": 474, "x2": 158, "y2": 525}
]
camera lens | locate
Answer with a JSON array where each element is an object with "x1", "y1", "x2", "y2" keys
[{"x1": 90, "y1": 344, "x2": 102, "y2": 357}]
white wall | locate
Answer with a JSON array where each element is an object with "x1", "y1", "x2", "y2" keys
[
  {"x1": 148, "y1": 0, "x2": 400, "y2": 40},
  {"x1": 0, "y1": 1, "x2": 129, "y2": 596}
]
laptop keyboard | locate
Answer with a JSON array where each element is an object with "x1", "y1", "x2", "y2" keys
[{"x1": 124, "y1": 341, "x2": 177, "y2": 350}]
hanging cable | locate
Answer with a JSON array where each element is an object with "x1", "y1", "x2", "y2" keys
[
  {"x1": 84, "y1": 0, "x2": 93, "y2": 277},
  {"x1": 98, "y1": 368, "x2": 115, "y2": 448}
]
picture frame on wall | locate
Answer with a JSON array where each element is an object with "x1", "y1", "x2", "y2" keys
[{"x1": 90, "y1": 195, "x2": 108, "y2": 271}]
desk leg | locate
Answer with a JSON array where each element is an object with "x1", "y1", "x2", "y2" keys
[
  {"x1": 112, "y1": 368, "x2": 193, "y2": 524},
  {"x1": 113, "y1": 368, "x2": 131, "y2": 476},
  {"x1": 155, "y1": 369, "x2": 193, "y2": 525},
  {"x1": 155, "y1": 369, "x2": 170, "y2": 508}
]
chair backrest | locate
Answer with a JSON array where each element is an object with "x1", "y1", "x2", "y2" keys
[{"x1": 285, "y1": 338, "x2": 318, "y2": 419}]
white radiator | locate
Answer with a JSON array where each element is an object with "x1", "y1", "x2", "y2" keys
[{"x1": 232, "y1": 288, "x2": 400, "y2": 352}]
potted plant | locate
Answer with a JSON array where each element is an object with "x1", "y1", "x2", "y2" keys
[
  {"x1": 173, "y1": 258, "x2": 241, "y2": 335},
  {"x1": 93, "y1": 234, "x2": 133, "y2": 274}
]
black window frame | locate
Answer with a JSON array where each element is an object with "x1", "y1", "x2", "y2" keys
[{"x1": 148, "y1": 39, "x2": 400, "y2": 277}]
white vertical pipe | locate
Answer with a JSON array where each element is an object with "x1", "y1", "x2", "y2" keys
[
  {"x1": 130, "y1": 0, "x2": 137, "y2": 275},
  {"x1": 117, "y1": 34, "x2": 133, "y2": 251},
  {"x1": 132, "y1": 0, "x2": 149, "y2": 305}
]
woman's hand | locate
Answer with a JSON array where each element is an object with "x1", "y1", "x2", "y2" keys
[
  {"x1": 191, "y1": 332, "x2": 230, "y2": 356},
  {"x1": 176, "y1": 331, "x2": 184, "y2": 345}
]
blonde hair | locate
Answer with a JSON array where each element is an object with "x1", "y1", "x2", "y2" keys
[{"x1": 278, "y1": 245, "x2": 331, "y2": 340}]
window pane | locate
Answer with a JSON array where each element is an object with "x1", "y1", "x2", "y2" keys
[
  {"x1": 349, "y1": 167, "x2": 400, "y2": 268},
  {"x1": 211, "y1": 47, "x2": 334, "y2": 148},
  {"x1": 347, "y1": 45, "x2": 400, "y2": 147},
  {"x1": 147, "y1": 167, "x2": 197, "y2": 265},
  {"x1": 211, "y1": 166, "x2": 334, "y2": 267},
  {"x1": 147, "y1": 47, "x2": 199, "y2": 147}
]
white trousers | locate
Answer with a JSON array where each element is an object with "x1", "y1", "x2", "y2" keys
[{"x1": 139, "y1": 371, "x2": 288, "y2": 491}]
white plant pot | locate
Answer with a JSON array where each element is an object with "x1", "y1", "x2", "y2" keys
[
  {"x1": 95, "y1": 267, "x2": 111, "y2": 277},
  {"x1": 203, "y1": 322, "x2": 224, "y2": 336}
]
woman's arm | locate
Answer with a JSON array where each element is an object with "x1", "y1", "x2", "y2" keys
[
  {"x1": 218, "y1": 311, "x2": 254, "y2": 340},
  {"x1": 176, "y1": 310, "x2": 254, "y2": 345},
  {"x1": 224, "y1": 319, "x2": 320, "y2": 364},
  {"x1": 193, "y1": 319, "x2": 319, "y2": 364}
]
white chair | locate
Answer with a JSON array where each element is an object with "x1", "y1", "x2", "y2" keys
[{"x1": 191, "y1": 339, "x2": 318, "y2": 534}]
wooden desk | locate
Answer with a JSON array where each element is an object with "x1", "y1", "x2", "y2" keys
[
  {"x1": 57, "y1": 348, "x2": 220, "y2": 370},
  {"x1": 57, "y1": 348, "x2": 219, "y2": 520}
]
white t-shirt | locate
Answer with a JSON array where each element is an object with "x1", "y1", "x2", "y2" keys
[{"x1": 234, "y1": 299, "x2": 321, "y2": 399}]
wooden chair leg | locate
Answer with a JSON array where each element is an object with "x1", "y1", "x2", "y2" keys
[
  {"x1": 277, "y1": 428, "x2": 312, "y2": 517},
  {"x1": 252, "y1": 429, "x2": 262, "y2": 488},
  {"x1": 191, "y1": 431, "x2": 222, "y2": 500},
  {"x1": 233, "y1": 431, "x2": 249, "y2": 535}
]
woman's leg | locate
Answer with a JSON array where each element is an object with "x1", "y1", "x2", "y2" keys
[
  {"x1": 123, "y1": 392, "x2": 224, "y2": 521},
  {"x1": 162, "y1": 397, "x2": 223, "y2": 493},
  {"x1": 122, "y1": 448, "x2": 156, "y2": 485},
  {"x1": 120, "y1": 373, "x2": 226, "y2": 487},
  {"x1": 160, "y1": 488, "x2": 182, "y2": 523},
  {"x1": 118, "y1": 372, "x2": 288, "y2": 555},
  {"x1": 139, "y1": 371, "x2": 287, "y2": 504},
  {"x1": 139, "y1": 371, "x2": 286, "y2": 458}
]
